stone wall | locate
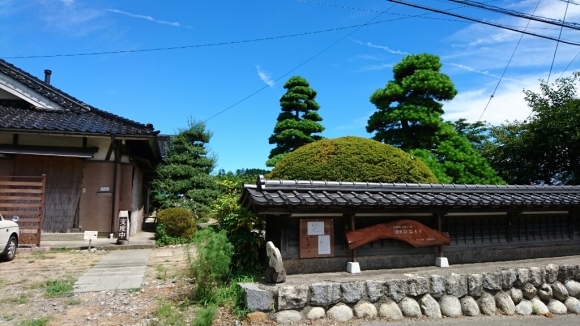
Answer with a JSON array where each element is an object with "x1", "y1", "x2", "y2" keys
[{"x1": 240, "y1": 263, "x2": 580, "y2": 323}]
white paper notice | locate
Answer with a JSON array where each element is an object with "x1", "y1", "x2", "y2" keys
[
  {"x1": 318, "y1": 235, "x2": 331, "y2": 255},
  {"x1": 307, "y1": 221, "x2": 325, "y2": 235}
]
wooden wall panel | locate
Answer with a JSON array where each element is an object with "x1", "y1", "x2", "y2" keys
[
  {"x1": 0, "y1": 159, "x2": 13, "y2": 177},
  {"x1": 14, "y1": 155, "x2": 82, "y2": 233},
  {"x1": 79, "y1": 161, "x2": 113, "y2": 232}
]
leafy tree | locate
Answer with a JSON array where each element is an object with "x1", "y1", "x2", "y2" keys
[
  {"x1": 367, "y1": 53, "x2": 503, "y2": 184},
  {"x1": 481, "y1": 121, "x2": 533, "y2": 184},
  {"x1": 367, "y1": 53, "x2": 457, "y2": 150},
  {"x1": 266, "y1": 76, "x2": 324, "y2": 167},
  {"x1": 211, "y1": 171, "x2": 266, "y2": 272},
  {"x1": 452, "y1": 118, "x2": 490, "y2": 151},
  {"x1": 484, "y1": 73, "x2": 580, "y2": 184},
  {"x1": 154, "y1": 119, "x2": 220, "y2": 214}
]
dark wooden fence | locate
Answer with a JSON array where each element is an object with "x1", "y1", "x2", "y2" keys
[
  {"x1": 0, "y1": 175, "x2": 46, "y2": 246},
  {"x1": 275, "y1": 212, "x2": 580, "y2": 259}
]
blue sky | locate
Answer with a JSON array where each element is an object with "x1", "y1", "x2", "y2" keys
[{"x1": 1, "y1": 0, "x2": 579, "y2": 172}]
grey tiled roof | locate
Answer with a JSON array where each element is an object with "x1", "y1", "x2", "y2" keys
[
  {"x1": 0, "y1": 59, "x2": 157, "y2": 136},
  {"x1": 0, "y1": 100, "x2": 156, "y2": 135},
  {"x1": 241, "y1": 176, "x2": 580, "y2": 212}
]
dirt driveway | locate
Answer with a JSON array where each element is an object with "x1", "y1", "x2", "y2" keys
[{"x1": 0, "y1": 246, "x2": 193, "y2": 326}]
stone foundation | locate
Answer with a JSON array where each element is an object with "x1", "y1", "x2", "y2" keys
[{"x1": 240, "y1": 263, "x2": 580, "y2": 323}]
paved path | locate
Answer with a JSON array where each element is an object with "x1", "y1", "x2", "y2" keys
[{"x1": 74, "y1": 249, "x2": 151, "y2": 293}]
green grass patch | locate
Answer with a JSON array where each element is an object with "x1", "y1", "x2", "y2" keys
[
  {"x1": 192, "y1": 304, "x2": 217, "y2": 326},
  {"x1": 66, "y1": 299, "x2": 81, "y2": 305},
  {"x1": 156, "y1": 265, "x2": 168, "y2": 280},
  {"x1": 16, "y1": 317, "x2": 50, "y2": 326},
  {"x1": 45, "y1": 277, "x2": 76, "y2": 297},
  {"x1": 152, "y1": 300, "x2": 187, "y2": 326}
]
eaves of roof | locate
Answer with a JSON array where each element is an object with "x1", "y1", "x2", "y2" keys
[{"x1": 241, "y1": 175, "x2": 580, "y2": 213}]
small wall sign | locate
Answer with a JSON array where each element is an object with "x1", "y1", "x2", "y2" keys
[
  {"x1": 99, "y1": 186, "x2": 110, "y2": 192},
  {"x1": 307, "y1": 221, "x2": 325, "y2": 235},
  {"x1": 299, "y1": 219, "x2": 334, "y2": 258},
  {"x1": 83, "y1": 231, "x2": 98, "y2": 240}
]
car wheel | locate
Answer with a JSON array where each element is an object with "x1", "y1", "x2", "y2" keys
[{"x1": 1, "y1": 235, "x2": 17, "y2": 262}]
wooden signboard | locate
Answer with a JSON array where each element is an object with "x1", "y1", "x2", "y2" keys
[
  {"x1": 346, "y1": 219, "x2": 450, "y2": 250},
  {"x1": 299, "y1": 219, "x2": 334, "y2": 258}
]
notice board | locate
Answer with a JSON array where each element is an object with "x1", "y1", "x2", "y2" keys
[{"x1": 299, "y1": 219, "x2": 334, "y2": 258}]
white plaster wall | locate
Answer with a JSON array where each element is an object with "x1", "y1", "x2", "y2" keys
[
  {"x1": 88, "y1": 138, "x2": 113, "y2": 161},
  {"x1": 3, "y1": 132, "x2": 132, "y2": 163},
  {"x1": 19, "y1": 134, "x2": 83, "y2": 147},
  {"x1": 0, "y1": 74, "x2": 63, "y2": 109}
]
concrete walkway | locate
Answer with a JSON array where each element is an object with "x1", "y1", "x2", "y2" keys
[
  {"x1": 74, "y1": 249, "x2": 151, "y2": 293},
  {"x1": 39, "y1": 231, "x2": 156, "y2": 250}
]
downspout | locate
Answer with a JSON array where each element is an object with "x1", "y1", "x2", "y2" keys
[{"x1": 110, "y1": 134, "x2": 119, "y2": 233}]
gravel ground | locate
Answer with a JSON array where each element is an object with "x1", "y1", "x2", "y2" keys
[
  {"x1": 0, "y1": 246, "x2": 194, "y2": 326},
  {"x1": 2, "y1": 248, "x2": 578, "y2": 326}
]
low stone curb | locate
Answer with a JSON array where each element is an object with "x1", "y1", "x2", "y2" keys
[{"x1": 241, "y1": 263, "x2": 580, "y2": 323}]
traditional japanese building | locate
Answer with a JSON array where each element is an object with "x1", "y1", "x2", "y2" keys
[
  {"x1": 241, "y1": 175, "x2": 580, "y2": 274},
  {"x1": 0, "y1": 59, "x2": 162, "y2": 239}
]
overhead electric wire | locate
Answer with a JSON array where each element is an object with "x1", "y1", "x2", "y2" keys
[
  {"x1": 448, "y1": 0, "x2": 580, "y2": 30},
  {"x1": 557, "y1": 0, "x2": 580, "y2": 5},
  {"x1": 547, "y1": 1, "x2": 570, "y2": 83},
  {"x1": 203, "y1": 4, "x2": 398, "y2": 122},
  {"x1": 478, "y1": 0, "x2": 542, "y2": 121},
  {"x1": 557, "y1": 50, "x2": 580, "y2": 79},
  {"x1": 297, "y1": 0, "x2": 559, "y2": 30},
  {"x1": 203, "y1": 0, "x2": 518, "y2": 122},
  {"x1": 0, "y1": 22, "x2": 391, "y2": 59},
  {"x1": 2, "y1": 1, "x2": 564, "y2": 60},
  {"x1": 387, "y1": 0, "x2": 580, "y2": 46}
]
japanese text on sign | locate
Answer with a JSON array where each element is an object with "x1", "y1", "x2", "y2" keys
[{"x1": 307, "y1": 221, "x2": 325, "y2": 235}]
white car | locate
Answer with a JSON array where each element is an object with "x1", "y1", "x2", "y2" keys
[{"x1": 0, "y1": 213, "x2": 19, "y2": 262}]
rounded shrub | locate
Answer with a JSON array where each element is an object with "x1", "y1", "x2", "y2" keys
[
  {"x1": 269, "y1": 136, "x2": 438, "y2": 183},
  {"x1": 156, "y1": 207, "x2": 196, "y2": 240}
]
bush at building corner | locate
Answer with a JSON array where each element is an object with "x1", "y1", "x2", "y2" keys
[{"x1": 155, "y1": 207, "x2": 196, "y2": 245}]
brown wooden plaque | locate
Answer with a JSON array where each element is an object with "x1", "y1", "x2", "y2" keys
[
  {"x1": 346, "y1": 219, "x2": 450, "y2": 250},
  {"x1": 299, "y1": 219, "x2": 334, "y2": 258}
]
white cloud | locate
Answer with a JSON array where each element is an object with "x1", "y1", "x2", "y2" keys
[
  {"x1": 354, "y1": 40, "x2": 408, "y2": 55},
  {"x1": 38, "y1": 0, "x2": 106, "y2": 36},
  {"x1": 106, "y1": 9, "x2": 189, "y2": 27},
  {"x1": 447, "y1": 63, "x2": 499, "y2": 79},
  {"x1": 443, "y1": 74, "x2": 545, "y2": 125},
  {"x1": 255, "y1": 65, "x2": 275, "y2": 87}
]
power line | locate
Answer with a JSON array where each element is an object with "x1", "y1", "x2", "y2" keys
[
  {"x1": 1, "y1": 1, "x2": 564, "y2": 59},
  {"x1": 448, "y1": 0, "x2": 580, "y2": 30},
  {"x1": 0, "y1": 23, "x2": 387, "y2": 59},
  {"x1": 297, "y1": 0, "x2": 560, "y2": 30},
  {"x1": 203, "y1": 0, "x2": 511, "y2": 122},
  {"x1": 547, "y1": 1, "x2": 570, "y2": 83},
  {"x1": 387, "y1": 0, "x2": 580, "y2": 46},
  {"x1": 479, "y1": 0, "x2": 542, "y2": 121},
  {"x1": 557, "y1": 50, "x2": 580, "y2": 79},
  {"x1": 203, "y1": 4, "x2": 398, "y2": 122},
  {"x1": 557, "y1": 0, "x2": 580, "y2": 5}
]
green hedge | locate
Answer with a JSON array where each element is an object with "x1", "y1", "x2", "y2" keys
[{"x1": 269, "y1": 136, "x2": 438, "y2": 183}]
